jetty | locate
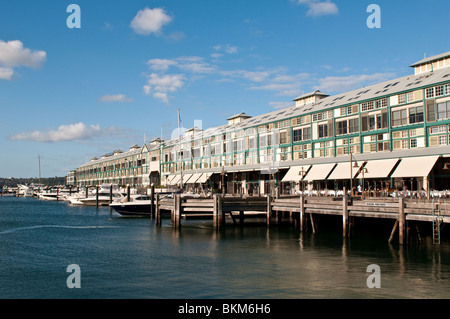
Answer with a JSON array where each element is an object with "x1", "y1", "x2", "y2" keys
[{"x1": 151, "y1": 188, "x2": 449, "y2": 245}]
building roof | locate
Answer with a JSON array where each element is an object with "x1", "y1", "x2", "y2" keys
[
  {"x1": 410, "y1": 51, "x2": 450, "y2": 67},
  {"x1": 293, "y1": 90, "x2": 329, "y2": 101},
  {"x1": 227, "y1": 112, "x2": 252, "y2": 120},
  {"x1": 162, "y1": 64, "x2": 450, "y2": 147}
]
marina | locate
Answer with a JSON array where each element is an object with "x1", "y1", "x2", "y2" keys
[
  {"x1": 3, "y1": 1, "x2": 450, "y2": 303},
  {"x1": 0, "y1": 195, "x2": 449, "y2": 299},
  {"x1": 3, "y1": 183, "x2": 449, "y2": 245}
]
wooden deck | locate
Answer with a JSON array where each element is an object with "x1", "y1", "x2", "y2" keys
[{"x1": 152, "y1": 192, "x2": 449, "y2": 244}]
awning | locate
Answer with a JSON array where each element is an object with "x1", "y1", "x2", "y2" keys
[
  {"x1": 165, "y1": 175, "x2": 175, "y2": 186},
  {"x1": 186, "y1": 173, "x2": 202, "y2": 184},
  {"x1": 169, "y1": 174, "x2": 181, "y2": 186},
  {"x1": 391, "y1": 155, "x2": 439, "y2": 178},
  {"x1": 328, "y1": 162, "x2": 362, "y2": 180},
  {"x1": 181, "y1": 173, "x2": 192, "y2": 184},
  {"x1": 281, "y1": 165, "x2": 311, "y2": 182},
  {"x1": 304, "y1": 163, "x2": 336, "y2": 181},
  {"x1": 197, "y1": 173, "x2": 212, "y2": 184},
  {"x1": 356, "y1": 159, "x2": 399, "y2": 179}
]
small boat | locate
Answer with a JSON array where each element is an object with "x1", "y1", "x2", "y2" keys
[
  {"x1": 109, "y1": 194, "x2": 153, "y2": 216},
  {"x1": 79, "y1": 185, "x2": 124, "y2": 206},
  {"x1": 38, "y1": 188, "x2": 60, "y2": 201}
]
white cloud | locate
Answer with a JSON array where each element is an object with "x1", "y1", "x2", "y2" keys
[
  {"x1": 175, "y1": 56, "x2": 215, "y2": 74},
  {"x1": 147, "y1": 56, "x2": 215, "y2": 74},
  {"x1": 143, "y1": 73, "x2": 186, "y2": 103},
  {"x1": 0, "y1": 40, "x2": 46, "y2": 80},
  {"x1": 130, "y1": 8, "x2": 172, "y2": 36},
  {"x1": 0, "y1": 67, "x2": 14, "y2": 80},
  {"x1": 318, "y1": 73, "x2": 395, "y2": 92},
  {"x1": 147, "y1": 58, "x2": 178, "y2": 71},
  {"x1": 213, "y1": 44, "x2": 239, "y2": 54},
  {"x1": 99, "y1": 94, "x2": 133, "y2": 103},
  {"x1": 296, "y1": 0, "x2": 338, "y2": 17},
  {"x1": 10, "y1": 123, "x2": 105, "y2": 143}
]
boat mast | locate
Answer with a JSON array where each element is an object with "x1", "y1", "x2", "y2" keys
[
  {"x1": 178, "y1": 108, "x2": 183, "y2": 190},
  {"x1": 38, "y1": 154, "x2": 41, "y2": 186}
]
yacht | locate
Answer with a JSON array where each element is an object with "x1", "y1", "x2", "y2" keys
[
  {"x1": 79, "y1": 185, "x2": 124, "y2": 206},
  {"x1": 109, "y1": 194, "x2": 153, "y2": 216}
]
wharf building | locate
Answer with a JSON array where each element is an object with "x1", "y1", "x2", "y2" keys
[{"x1": 75, "y1": 52, "x2": 450, "y2": 196}]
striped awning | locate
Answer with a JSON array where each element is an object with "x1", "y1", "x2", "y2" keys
[
  {"x1": 391, "y1": 156, "x2": 439, "y2": 178},
  {"x1": 281, "y1": 165, "x2": 311, "y2": 182},
  {"x1": 304, "y1": 163, "x2": 336, "y2": 181},
  {"x1": 356, "y1": 159, "x2": 399, "y2": 179},
  {"x1": 328, "y1": 162, "x2": 362, "y2": 180},
  {"x1": 197, "y1": 173, "x2": 212, "y2": 184}
]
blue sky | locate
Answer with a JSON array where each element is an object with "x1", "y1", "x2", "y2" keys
[{"x1": 1, "y1": 0, "x2": 449, "y2": 178}]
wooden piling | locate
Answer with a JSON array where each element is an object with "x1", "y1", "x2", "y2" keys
[
  {"x1": 388, "y1": 219, "x2": 399, "y2": 244},
  {"x1": 150, "y1": 184, "x2": 155, "y2": 218},
  {"x1": 217, "y1": 195, "x2": 224, "y2": 228},
  {"x1": 343, "y1": 189, "x2": 349, "y2": 238},
  {"x1": 172, "y1": 194, "x2": 182, "y2": 228},
  {"x1": 96, "y1": 186, "x2": 99, "y2": 208},
  {"x1": 127, "y1": 186, "x2": 131, "y2": 202},
  {"x1": 109, "y1": 185, "x2": 113, "y2": 204},
  {"x1": 399, "y1": 197, "x2": 406, "y2": 245},
  {"x1": 155, "y1": 194, "x2": 161, "y2": 226},
  {"x1": 266, "y1": 195, "x2": 272, "y2": 227},
  {"x1": 299, "y1": 194, "x2": 305, "y2": 232}
]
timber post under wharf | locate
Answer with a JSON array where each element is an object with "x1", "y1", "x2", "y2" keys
[{"x1": 152, "y1": 190, "x2": 449, "y2": 245}]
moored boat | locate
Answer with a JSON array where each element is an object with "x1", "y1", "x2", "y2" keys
[{"x1": 109, "y1": 194, "x2": 152, "y2": 216}]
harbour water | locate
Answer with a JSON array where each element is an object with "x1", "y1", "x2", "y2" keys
[{"x1": 0, "y1": 196, "x2": 449, "y2": 299}]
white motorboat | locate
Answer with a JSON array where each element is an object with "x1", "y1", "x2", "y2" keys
[
  {"x1": 78, "y1": 185, "x2": 124, "y2": 206},
  {"x1": 109, "y1": 194, "x2": 152, "y2": 216}
]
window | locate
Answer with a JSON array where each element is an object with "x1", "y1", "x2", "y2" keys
[
  {"x1": 248, "y1": 137, "x2": 255, "y2": 149},
  {"x1": 361, "y1": 101, "x2": 374, "y2": 111},
  {"x1": 361, "y1": 112, "x2": 387, "y2": 131},
  {"x1": 409, "y1": 106, "x2": 424, "y2": 124},
  {"x1": 362, "y1": 98, "x2": 387, "y2": 111},
  {"x1": 278, "y1": 131, "x2": 289, "y2": 144},
  {"x1": 313, "y1": 111, "x2": 332, "y2": 122},
  {"x1": 336, "y1": 121, "x2": 348, "y2": 135},
  {"x1": 259, "y1": 135, "x2": 267, "y2": 147},
  {"x1": 446, "y1": 84, "x2": 450, "y2": 95},
  {"x1": 430, "y1": 125, "x2": 447, "y2": 134},
  {"x1": 392, "y1": 109, "x2": 408, "y2": 126},
  {"x1": 427, "y1": 100, "x2": 437, "y2": 122},
  {"x1": 349, "y1": 118, "x2": 359, "y2": 133},
  {"x1": 407, "y1": 92, "x2": 415, "y2": 102},
  {"x1": 437, "y1": 101, "x2": 450, "y2": 120},
  {"x1": 435, "y1": 85, "x2": 444, "y2": 97},
  {"x1": 410, "y1": 139, "x2": 417, "y2": 148},
  {"x1": 426, "y1": 87, "x2": 435, "y2": 99},
  {"x1": 369, "y1": 115, "x2": 382, "y2": 130},
  {"x1": 293, "y1": 127, "x2": 311, "y2": 142},
  {"x1": 318, "y1": 124, "x2": 329, "y2": 138},
  {"x1": 233, "y1": 140, "x2": 244, "y2": 151},
  {"x1": 398, "y1": 94, "x2": 406, "y2": 104}
]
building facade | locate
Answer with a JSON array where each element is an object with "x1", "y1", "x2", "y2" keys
[
  {"x1": 75, "y1": 139, "x2": 161, "y2": 188},
  {"x1": 75, "y1": 52, "x2": 450, "y2": 194}
]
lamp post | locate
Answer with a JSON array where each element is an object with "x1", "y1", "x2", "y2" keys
[
  {"x1": 299, "y1": 167, "x2": 305, "y2": 193},
  {"x1": 360, "y1": 167, "x2": 368, "y2": 198},
  {"x1": 349, "y1": 151, "x2": 358, "y2": 196}
]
